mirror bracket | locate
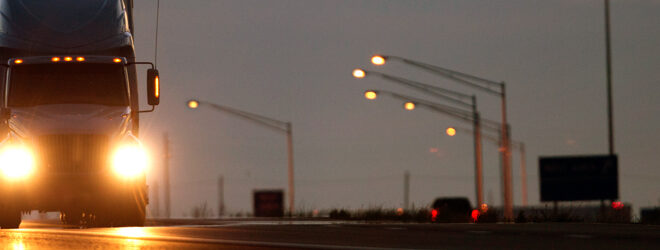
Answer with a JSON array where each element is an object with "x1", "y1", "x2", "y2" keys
[
  {"x1": 127, "y1": 62, "x2": 154, "y2": 69},
  {"x1": 138, "y1": 105, "x2": 156, "y2": 113}
]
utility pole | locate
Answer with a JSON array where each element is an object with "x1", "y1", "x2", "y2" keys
[
  {"x1": 403, "y1": 171, "x2": 410, "y2": 209},
  {"x1": 286, "y1": 123, "x2": 295, "y2": 216},
  {"x1": 604, "y1": 0, "x2": 614, "y2": 155},
  {"x1": 152, "y1": 181, "x2": 160, "y2": 218},
  {"x1": 472, "y1": 96, "x2": 484, "y2": 207},
  {"x1": 163, "y1": 132, "x2": 171, "y2": 219},
  {"x1": 218, "y1": 175, "x2": 225, "y2": 218},
  {"x1": 519, "y1": 143, "x2": 528, "y2": 206},
  {"x1": 501, "y1": 88, "x2": 513, "y2": 220}
]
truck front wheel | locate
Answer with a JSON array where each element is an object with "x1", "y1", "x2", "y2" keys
[
  {"x1": 60, "y1": 210, "x2": 83, "y2": 226},
  {"x1": 117, "y1": 201, "x2": 146, "y2": 227},
  {"x1": 0, "y1": 206, "x2": 22, "y2": 229},
  {"x1": 91, "y1": 198, "x2": 145, "y2": 227}
]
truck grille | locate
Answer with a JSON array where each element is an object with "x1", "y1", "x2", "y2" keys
[{"x1": 35, "y1": 134, "x2": 110, "y2": 173}]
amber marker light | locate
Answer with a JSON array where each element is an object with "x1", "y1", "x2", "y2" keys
[
  {"x1": 352, "y1": 68, "x2": 366, "y2": 79},
  {"x1": 64, "y1": 57, "x2": 73, "y2": 62},
  {"x1": 404, "y1": 102, "x2": 415, "y2": 110},
  {"x1": 51, "y1": 57, "x2": 61, "y2": 62},
  {"x1": 371, "y1": 55, "x2": 386, "y2": 65},
  {"x1": 76, "y1": 57, "x2": 85, "y2": 62},
  {"x1": 480, "y1": 203, "x2": 489, "y2": 213},
  {"x1": 154, "y1": 76, "x2": 160, "y2": 98},
  {"x1": 14, "y1": 59, "x2": 23, "y2": 64},
  {"x1": 446, "y1": 127, "x2": 457, "y2": 136},
  {"x1": 113, "y1": 58, "x2": 122, "y2": 63},
  {"x1": 364, "y1": 91, "x2": 378, "y2": 100},
  {"x1": 187, "y1": 100, "x2": 199, "y2": 109}
]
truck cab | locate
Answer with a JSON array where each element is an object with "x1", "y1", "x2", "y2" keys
[
  {"x1": 0, "y1": 0, "x2": 159, "y2": 228},
  {"x1": 0, "y1": 56, "x2": 158, "y2": 228}
]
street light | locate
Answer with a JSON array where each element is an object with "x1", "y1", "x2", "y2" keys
[
  {"x1": 364, "y1": 90, "x2": 378, "y2": 100},
  {"x1": 356, "y1": 70, "x2": 492, "y2": 208},
  {"x1": 186, "y1": 99, "x2": 296, "y2": 216},
  {"x1": 371, "y1": 55, "x2": 386, "y2": 66},
  {"x1": 403, "y1": 102, "x2": 415, "y2": 111},
  {"x1": 371, "y1": 54, "x2": 515, "y2": 219},
  {"x1": 446, "y1": 127, "x2": 457, "y2": 137},
  {"x1": 187, "y1": 100, "x2": 199, "y2": 109},
  {"x1": 353, "y1": 69, "x2": 472, "y2": 108},
  {"x1": 448, "y1": 126, "x2": 528, "y2": 207},
  {"x1": 352, "y1": 68, "x2": 366, "y2": 78},
  {"x1": 362, "y1": 89, "x2": 501, "y2": 208}
]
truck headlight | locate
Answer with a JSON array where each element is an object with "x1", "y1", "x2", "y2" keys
[
  {"x1": 0, "y1": 146, "x2": 35, "y2": 179},
  {"x1": 112, "y1": 144, "x2": 148, "y2": 178}
]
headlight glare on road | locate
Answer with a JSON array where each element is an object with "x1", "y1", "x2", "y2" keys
[
  {"x1": 0, "y1": 145, "x2": 35, "y2": 179},
  {"x1": 112, "y1": 144, "x2": 148, "y2": 178}
]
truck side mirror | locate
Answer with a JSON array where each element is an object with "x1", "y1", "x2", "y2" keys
[{"x1": 147, "y1": 69, "x2": 160, "y2": 105}]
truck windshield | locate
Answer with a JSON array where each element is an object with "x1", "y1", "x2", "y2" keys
[{"x1": 7, "y1": 64, "x2": 128, "y2": 107}]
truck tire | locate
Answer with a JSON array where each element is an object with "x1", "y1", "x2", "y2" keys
[
  {"x1": 0, "y1": 209, "x2": 21, "y2": 229},
  {"x1": 122, "y1": 185, "x2": 147, "y2": 227},
  {"x1": 91, "y1": 212, "x2": 114, "y2": 227},
  {"x1": 120, "y1": 202, "x2": 146, "y2": 227},
  {"x1": 60, "y1": 210, "x2": 82, "y2": 226},
  {"x1": 92, "y1": 199, "x2": 145, "y2": 227}
]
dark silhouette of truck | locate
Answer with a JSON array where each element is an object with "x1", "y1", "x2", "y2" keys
[{"x1": 0, "y1": 0, "x2": 160, "y2": 228}]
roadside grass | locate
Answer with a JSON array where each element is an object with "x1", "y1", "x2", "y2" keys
[
  {"x1": 319, "y1": 206, "x2": 630, "y2": 223},
  {"x1": 190, "y1": 202, "x2": 214, "y2": 219},
  {"x1": 327, "y1": 207, "x2": 431, "y2": 222},
  {"x1": 192, "y1": 203, "x2": 634, "y2": 224}
]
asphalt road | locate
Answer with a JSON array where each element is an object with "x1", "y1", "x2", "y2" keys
[{"x1": 1, "y1": 219, "x2": 658, "y2": 249}]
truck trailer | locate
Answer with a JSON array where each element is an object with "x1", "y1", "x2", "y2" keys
[{"x1": 0, "y1": 0, "x2": 160, "y2": 228}]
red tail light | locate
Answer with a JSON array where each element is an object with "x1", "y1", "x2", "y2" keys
[
  {"x1": 471, "y1": 209, "x2": 480, "y2": 222},
  {"x1": 611, "y1": 201, "x2": 624, "y2": 210},
  {"x1": 431, "y1": 209, "x2": 438, "y2": 221}
]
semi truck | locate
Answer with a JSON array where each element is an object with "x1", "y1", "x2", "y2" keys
[{"x1": 0, "y1": 0, "x2": 160, "y2": 228}]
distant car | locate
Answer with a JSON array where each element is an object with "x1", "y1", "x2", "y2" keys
[{"x1": 430, "y1": 197, "x2": 473, "y2": 223}]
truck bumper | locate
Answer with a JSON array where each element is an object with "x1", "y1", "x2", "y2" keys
[{"x1": 0, "y1": 172, "x2": 147, "y2": 212}]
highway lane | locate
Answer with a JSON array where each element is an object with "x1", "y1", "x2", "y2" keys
[{"x1": 0, "y1": 219, "x2": 658, "y2": 249}]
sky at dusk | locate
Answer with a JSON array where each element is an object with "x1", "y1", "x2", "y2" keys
[{"x1": 129, "y1": 0, "x2": 660, "y2": 216}]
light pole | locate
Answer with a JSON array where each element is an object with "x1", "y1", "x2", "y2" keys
[
  {"x1": 449, "y1": 127, "x2": 528, "y2": 207},
  {"x1": 354, "y1": 70, "x2": 489, "y2": 206},
  {"x1": 356, "y1": 70, "x2": 488, "y2": 207},
  {"x1": 516, "y1": 142, "x2": 527, "y2": 206},
  {"x1": 604, "y1": 0, "x2": 614, "y2": 155},
  {"x1": 370, "y1": 55, "x2": 515, "y2": 219},
  {"x1": 355, "y1": 71, "x2": 488, "y2": 206},
  {"x1": 187, "y1": 99, "x2": 296, "y2": 216},
  {"x1": 362, "y1": 89, "x2": 500, "y2": 207},
  {"x1": 354, "y1": 69, "x2": 475, "y2": 109}
]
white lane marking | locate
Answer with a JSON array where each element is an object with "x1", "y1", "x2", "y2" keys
[
  {"x1": 565, "y1": 234, "x2": 594, "y2": 239},
  {"x1": 7, "y1": 228, "x2": 420, "y2": 250}
]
